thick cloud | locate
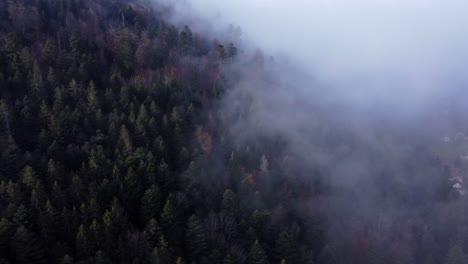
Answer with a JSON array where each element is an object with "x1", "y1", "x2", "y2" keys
[
  {"x1": 162, "y1": 1, "x2": 468, "y2": 254},
  {"x1": 159, "y1": 0, "x2": 468, "y2": 192},
  {"x1": 169, "y1": 0, "x2": 468, "y2": 120}
]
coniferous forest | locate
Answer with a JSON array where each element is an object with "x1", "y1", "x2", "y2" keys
[{"x1": 1, "y1": 1, "x2": 468, "y2": 264}]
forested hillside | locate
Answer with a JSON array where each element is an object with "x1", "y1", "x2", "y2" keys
[{"x1": 0, "y1": 1, "x2": 468, "y2": 264}]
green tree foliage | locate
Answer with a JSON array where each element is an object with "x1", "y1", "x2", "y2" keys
[
  {"x1": 185, "y1": 214, "x2": 207, "y2": 259},
  {"x1": 0, "y1": 218, "x2": 13, "y2": 256},
  {"x1": 161, "y1": 198, "x2": 176, "y2": 230},
  {"x1": 140, "y1": 185, "x2": 162, "y2": 224},
  {"x1": 222, "y1": 189, "x2": 238, "y2": 215},
  {"x1": 248, "y1": 240, "x2": 269, "y2": 264},
  {"x1": 0, "y1": 1, "x2": 441, "y2": 264},
  {"x1": 144, "y1": 218, "x2": 161, "y2": 248},
  {"x1": 114, "y1": 28, "x2": 135, "y2": 74},
  {"x1": 12, "y1": 225, "x2": 45, "y2": 264},
  {"x1": 178, "y1": 26, "x2": 193, "y2": 55},
  {"x1": 21, "y1": 166, "x2": 37, "y2": 190},
  {"x1": 118, "y1": 125, "x2": 133, "y2": 153},
  {"x1": 30, "y1": 60, "x2": 43, "y2": 95},
  {"x1": 41, "y1": 39, "x2": 56, "y2": 65},
  {"x1": 275, "y1": 232, "x2": 299, "y2": 263},
  {"x1": 87, "y1": 81, "x2": 99, "y2": 113}
]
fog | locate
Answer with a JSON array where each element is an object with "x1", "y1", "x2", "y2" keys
[
  {"x1": 169, "y1": 0, "x2": 468, "y2": 122},
  {"x1": 161, "y1": 1, "x2": 468, "y2": 261},
  {"x1": 158, "y1": 0, "x2": 468, "y2": 183},
  {"x1": 158, "y1": 0, "x2": 468, "y2": 184}
]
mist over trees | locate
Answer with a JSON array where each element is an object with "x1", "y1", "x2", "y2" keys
[{"x1": 0, "y1": 0, "x2": 467, "y2": 264}]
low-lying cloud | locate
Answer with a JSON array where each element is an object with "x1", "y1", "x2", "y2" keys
[
  {"x1": 162, "y1": 1, "x2": 468, "y2": 259},
  {"x1": 170, "y1": 0, "x2": 468, "y2": 121}
]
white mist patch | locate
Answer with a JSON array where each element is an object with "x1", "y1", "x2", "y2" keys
[{"x1": 175, "y1": 0, "x2": 468, "y2": 112}]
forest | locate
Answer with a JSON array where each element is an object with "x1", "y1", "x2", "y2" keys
[{"x1": 0, "y1": 0, "x2": 468, "y2": 264}]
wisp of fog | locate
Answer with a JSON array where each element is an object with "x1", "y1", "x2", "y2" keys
[
  {"x1": 170, "y1": 0, "x2": 468, "y2": 122},
  {"x1": 161, "y1": 0, "x2": 468, "y2": 259}
]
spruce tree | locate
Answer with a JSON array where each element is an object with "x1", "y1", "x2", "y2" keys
[
  {"x1": 248, "y1": 240, "x2": 269, "y2": 264},
  {"x1": 185, "y1": 214, "x2": 207, "y2": 259}
]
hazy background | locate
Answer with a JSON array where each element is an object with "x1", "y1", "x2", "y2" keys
[
  {"x1": 159, "y1": 0, "x2": 468, "y2": 186},
  {"x1": 161, "y1": 1, "x2": 468, "y2": 259},
  {"x1": 167, "y1": 0, "x2": 468, "y2": 126}
]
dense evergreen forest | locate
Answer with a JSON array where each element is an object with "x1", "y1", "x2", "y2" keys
[{"x1": 0, "y1": 0, "x2": 467, "y2": 264}]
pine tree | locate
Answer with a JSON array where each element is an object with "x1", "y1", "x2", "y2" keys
[
  {"x1": 52, "y1": 87, "x2": 64, "y2": 114},
  {"x1": 0, "y1": 218, "x2": 13, "y2": 256},
  {"x1": 135, "y1": 104, "x2": 148, "y2": 137},
  {"x1": 154, "y1": 235, "x2": 172, "y2": 263},
  {"x1": 224, "y1": 254, "x2": 236, "y2": 264},
  {"x1": 149, "y1": 100, "x2": 160, "y2": 116},
  {"x1": 46, "y1": 67, "x2": 56, "y2": 88},
  {"x1": 12, "y1": 225, "x2": 45, "y2": 264},
  {"x1": 144, "y1": 218, "x2": 162, "y2": 248},
  {"x1": 87, "y1": 81, "x2": 99, "y2": 113},
  {"x1": 69, "y1": 33, "x2": 80, "y2": 56},
  {"x1": 67, "y1": 79, "x2": 79, "y2": 97},
  {"x1": 76, "y1": 224, "x2": 90, "y2": 257},
  {"x1": 19, "y1": 47, "x2": 32, "y2": 72},
  {"x1": 222, "y1": 189, "x2": 238, "y2": 215},
  {"x1": 161, "y1": 198, "x2": 176, "y2": 230},
  {"x1": 207, "y1": 249, "x2": 223, "y2": 263},
  {"x1": 30, "y1": 182, "x2": 46, "y2": 209},
  {"x1": 104, "y1": 87, "x2": 116, "y2": 111},
  {"x1": 12, "y1": 204, "x2": 33, "y2": 228},
  {"x1": 228, "y1": 43, "x2": 238, "y2": 58},
  {"x1": 185, "y1": 214, "x2": 207, "y2": 259},
  {"x1": 119, "y1": 85, "x2": 129, "y2": 109},
  {"x1": 30, "y1": 60, "x2": 43, "y2": 95},
  {"x1": 118, "y1": 125, "x2": 133, "y2": 153},
  {"x1": 0, "y1": 100, "x2": 11, "y2": 137},
  {"x1": 41, "y1": 39, "x2": 57, "y2": 65},
  {"x1": 275, "y1": 232, "x2": 299, "y2": 263},
  {"x1": 248, "y1": 240, "x2": 269, "y2": 264},
  {"x1": 21, "y1": 166, "x2": 37, "y2": 190},
  {"x1": 175, "y1": 257, "x2": 185, "y2": 264},
  {"x1": 3, "y1": 33, "x2": 19, "y2": 72},
  {"x1": 178, "y1": 26, "x2": 193, "y2": 55},
  {"x1": 140, "y1": 185, "x2": 162, "y2": 224},
  {"x1": 60, "y1": 254, "x2": 74, "y2": 264},
  {"x1": 158, "y1": 159, "x2": 171, "y2": 187},
  {"x1": 115, "y1": 28, "x2": 135, "y2": 73},
  {"x1": 102, "y1": 198, "x2": 125, "y2": 237}
]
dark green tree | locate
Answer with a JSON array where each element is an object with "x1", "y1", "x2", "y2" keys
[
  {"x1": 30, "y1": 60, "x2": 43, "y2": 95},
  {"x1": 0, "y1": 218, "x2": 13, "y2": 257},
  {"x1": 140, "y1": 185, "x2": 162, "y2": 224},
  {"x1": 144, "y1": 218, "x2": 161, "y2": 248},
  {"x1": 185, "y1": 214, "x2": 207, "y2": 259},
  {"x1": 248, "y1": 240, "x2": 269, "y2": 264},
  {"x1": 275, "y1": 232, "x2": 299, "y2": 263},
  {"x1": 12, "y1": 225, "x2": 45, "y2": 264},
  {"x1": 222, "y1": 189, "x2": 238, "y2": 216},
  {"x1": 87, "y1": 81, "x2": 99, "y2": 113},
  {"x1": 41, "y1": 39, "x2": 57, "y2": 65}
]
